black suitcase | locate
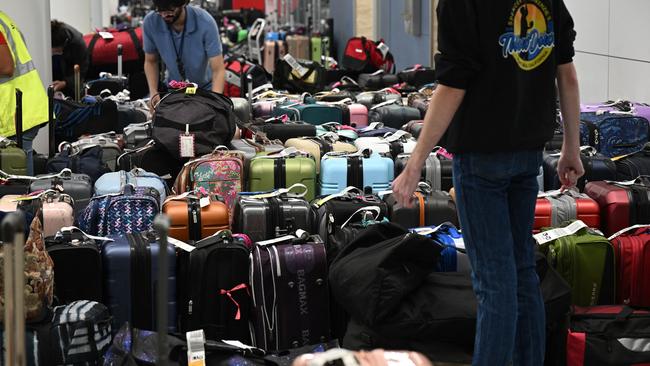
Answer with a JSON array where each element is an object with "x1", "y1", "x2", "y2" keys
[
  {"x1": 615, "y1": 143, "x2": 650, "y2": 181},
  {"x1": 253, "y1": 120, "x2": 317, "y2": 143},
  {"x1": 29, "y1": 169, "x2": 93, "y2": 215},
  {"x1": 368, "y1": 104, "x2": 423, "y2": 129},
  {"x1": 543, "y1": 147, "x2": 617, "y2": 192},
  {"x1": 177, "y1": 231, "x2": 252, "y2": 343},
  {"x1": 250, "y1": 232, "x2": 330, "y2": 350},
  {"x1": 45, "y1": 229, "x2": 103, "y2": 304},
  {"x1": 357, "y1": 72, "x2": 400, "y2": 90},
  {"x1": 231, "y1": 191, "x2": 313, "y2": 243},
  {"x1": 395, "y1": 153, "x2": 454, "y2": 192},
  {"x1": 383, "y1": 184, "x2": 459, "y2": 229}
]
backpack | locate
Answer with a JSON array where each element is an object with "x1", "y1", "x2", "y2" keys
[
  {"x1": 342, "y1": 37, "x2": 395, "y2": 74},
  {"x1": 152, "y1": 87, "x2": 237, "y2": 159},
  {"x1": 224, "y1": 56, "x2": 271, "y2": 98}
]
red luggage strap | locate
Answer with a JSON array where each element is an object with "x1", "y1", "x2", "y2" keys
[{"x1": 220, "y1": 283, "x2": 249, "y2": 320}]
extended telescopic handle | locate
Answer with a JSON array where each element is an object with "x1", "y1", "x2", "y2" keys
[
  {"x1": 48, "y1": 85, "x2": 56, "y2": 158},
  {"x1": 153, "y1": 214, "x2": 170, "y2": 366},
  {"x1": 117, "y1": 44, "x2": 123, "y2": 78}
]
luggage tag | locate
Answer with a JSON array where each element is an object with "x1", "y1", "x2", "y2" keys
[
  {"x1": 98, "y1": 31, "x2": 114, "y2": 40},
  {"x1": 533, "y1": 220, "x2": 588, "y2": 245},
  {"x1": 179, "y1": 124, "x2": 195, "y2": 158},
  {"x1": 283, "y1": 54, "x2": 309, "y2": 78},
  {"x1": 377, "y1": 42, "x2": 390, "y2": 59},
  {"x1": 186, "y1": 330, "x2": 206, "y2": 366}
]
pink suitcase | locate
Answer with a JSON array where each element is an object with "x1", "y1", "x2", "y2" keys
[
  {"x1": 348, "y1": 103, "x2": 369, "y2": 128},
  {"x1": 253, "y1": 100, "x2": 276, "y2": 118},
  {"x1": 42, "y1": 193, "x2": 75, "y2": 237}
]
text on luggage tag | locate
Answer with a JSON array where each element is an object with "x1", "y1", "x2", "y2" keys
[{"x1": 179, "y1": 124, "x2": 195, "y2": 158}]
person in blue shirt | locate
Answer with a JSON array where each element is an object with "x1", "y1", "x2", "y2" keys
[{"x1": 143, "y1": 0, "x2": 225, "y2": 111}]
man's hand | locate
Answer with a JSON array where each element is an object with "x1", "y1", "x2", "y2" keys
[
  {"x1": 148, "y1": 93, "x2": 161, "y2": 115},
  {"x1": 557, "y1": 150, "x2": 585, "y2": 190},
  {"x1": 392, "y1": 166, "x2": 421, "y2": 208},
  {"x1": 52, "y1": 80, "x2": 67, "y2": 92}
]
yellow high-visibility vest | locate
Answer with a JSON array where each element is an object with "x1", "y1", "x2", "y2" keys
[{"x1": 0, "y1": 11, "x2": 49, "y2": 137}]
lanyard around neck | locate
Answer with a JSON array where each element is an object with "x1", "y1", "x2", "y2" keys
[{"x1": 168, "y1": 9, "x2": 188, "y2": 80}]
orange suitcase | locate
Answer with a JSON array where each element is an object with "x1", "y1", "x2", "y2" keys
[
  {"x1": 534, "y1": 191, "x2": 600, "y2": 231},
  {"x1": 163, "y1": 194, "x2": 230, "y2": 242}
]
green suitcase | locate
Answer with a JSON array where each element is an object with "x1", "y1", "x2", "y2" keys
[
  {"x1": 537, "y1": 220, "x2": 616, "y2": 306},
  {"x1": 0, "y1": 137, "x2": 27, "y2": 175},
  {"x1": 311, "y1": 36, "x2": 322, "y2": 64},
  {"x1": 249, "y1": 148, "x2": 317, "y2": 201}
]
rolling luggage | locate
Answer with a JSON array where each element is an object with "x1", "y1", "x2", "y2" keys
[
  {"x1": 231, "y1": 185, "x2": 313, "y2": 242},
  {"x1": 29, "y1": 169, "x2": 93, "y2": 215},
  {"x1": 394, "y1": 152, "x2": 454, "y2": 192},
  {"x1": 162, "y1": 193, "x2": 229, "y2": 242},
  {"x1": 0, "y1": 138, "x2": 27, "y2": 176},
  {"x1": 543, "y1": 147, "x2": 617, "y2": 192},
  {"x1": 580, "y1": 112, "x2": 649, "y2": 158},
  {"x1": 40, "y1": 191, "x2": 75, "y2": 237},
  {"x1": 272, "y1": 99, "x2": 344, "y2": 125},
  {"x1": 398, "y1": 65, "x2": 436, "y2": 87},
  {"x1": 534, "y1": 190, "x2": 601, "y2": 231},
  {"x1": 410, "y1": 224, "x2": 470, "y2": 273},
  {"x1": 368, "y1": 102, "x2": 422, "y2": 129},
  {"x1": 536, "y1": 220, "x2": 616, "y2": 306},
  {"x1": 44, "y1": 227, "x2": 105, "y2": 304},
  {"x1": 585, "y1": 179, "x2": 650, "y2": 237},
  {"x1": 319, "y1": 149, "x2": 394, "y2": 195},
  {"x1": 250, "y1": 232, "x2": 330, "y2": 350},
  {"x1": 614, "y1": 142, "x2": 650, "y2": 181},
  {"x1": 94, "y1": 168, "x2": 168, "y2": 204},
  {"x1": 246, "y1": 118, "x2": 317, "y2": 143},
  {"x1": 401, "y1": 120, "x2": 424, "y2": 139},
  {"x1": 383, "y1": 182, "x2": 459, "y2": 229},
  {"x1": 177, "y1": 230, "x2": 252, "y2": 343},
  {"x1": 286, "y1": 35, "x2": 310, "y2": 60},
  {"x1": 354, "y1": 130, "x2": 417, "y2": 159},
  {"x1": 284, "y1": 135, "x2": 357, "y2": 173},
  {"x1": 173, "y1": 148, "x2": 245, "y2": 213},
  {"x1": 248, "y1": 149, "x2": 317, "y2": 201},
  {"x1": 608, "y1": 226, "x2": 650, "y2": 307},
  {"x1": 103, "y1": 230, "x2": 177, "y2": 333},
  {"x1": 358, "y1": 71, "x2": 400, "y2": 90}
]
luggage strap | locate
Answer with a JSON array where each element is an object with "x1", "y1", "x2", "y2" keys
[
  {"x1": 341, "y1": 206, "x2": 382, "y2": 229},
  {"x1": 414, "y1": 192, "x2": 426, "y2": 227},
  {"x1": 219, "y1": 284, "x2": 249, "y2": 320},
  {"x1": 87, "y1": 28, "x2": 144, "y2": 63},
  {"x1": 608, "y1": 224, "x2": 650, "y2": 240},
  {"x1": 378, "y1": 182, "x2": 432, "y2": 198},
  {"x1": 384, "y1": 130, "x2": 411, "y2": 142},
  {"x1": 56, "y1": 226, "x2": 114, "y2": 243},
  {"x1": 533, "y1": 220, "x2": 588, "y2": 245},
  {"x1": 246, "y1": 183, "x2": 308, "y2": 199},
  {"x1": 313, "y1": 186, "x2": 363, "y2": 207},
  {"x1": 0, "y1": 167, "x2": 73, "y2": 181}
]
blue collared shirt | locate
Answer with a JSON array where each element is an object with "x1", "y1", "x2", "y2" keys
[{"x1": 143, "y1": 5, "x2": 222, "y2": 89}]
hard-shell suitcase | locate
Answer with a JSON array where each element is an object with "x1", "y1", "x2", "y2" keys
[
  {"x1": 347, "y1": 103, "x2": 368, "y2": 128},
  {"x1": 231, "y1": 187, "x2": 313, "y2": 242},
  {"x1": 123, "y1": 121, "x2": 152, "y2": 149},
  {"x1": 250, "y1": 232, "x2": 330, "y2": 350},
  {"x1": 310, "y1": 35, "x2": 322, "y2": 64},
  {"x1": 614, "y1": 143, "x2": 650, "y2": 181},
  {"x1": 585, "y1": 179, "x2": 650, "y2": 237},
  {"x1": 286, "y1": 35, "x2": 310, "y2": 60},
  {"x1": 251, "y1": 120, "x2": 317, "y2": 143},
  {"x1": 536, "y1": 220, "x2": 616, "y2": 306},
  {"x1": 162, "y1": 194, "x2": 229, "y2": 242},
  {"x1": 41, "y1": 192, "x2": 75, "y2": 237},
  {"x1": 248, "y1": 149, "x2": 317, "y2": 201},
  {"x1": 319, "y1": 149, "x2": 394, "y2": 195},
  {"x1": 543, "y1": 147, "x2": 617, "y2": 192},
  {"x1": 368, "y1": 103, "x2": 421, "y2": 129},
  {"x1": 534, "y1": 190, "x2": 601, "y2": 231},
  {"x1": 173, "y1": 148, "x2": 245, "y2": 213},
  {"x1": 608, "y1": 226, "x2": 650, "y2": 307},
  {"x1": 284, "y1": 135, "x2": 357, "y2": 173},
  {"x1": 29, "y1": 169, "x2": 93, "y2": 215},
  {"x1": 232, "y1": 97, "x2": 253, "y2": 125},
  {"x1": 103, "y1": 231, "x2": 177, "y2": 333},
  {"x1": 402, "y1": 120, "x2": 424, "y2": 139},
  {"x1": 272, "y1": 100, "x2": 344, "y2": 125},
  {"x1": 94, "y1": 168, "x2": 168, "y2": 204},
  {"x1": 394, "y1": 152, "x2": 454, "y2": 192},
  {"x1": 0, "y1": 137, "x2": 27, "y2": 176},
  {"x1": 45, "y1": 227, "x2": 104, "y2": 304},
  {"x1": 383, "y1": 183, "x2": 459, "y2": 229},
  {"x1": 580, "y1": 112, "x2": 649, "y2": 158},
  {"x1": 264, "y1": 40, "x2": 278, "y2": 74},
  {"x1": 177, "y1": 231, "x2": 252, "y2": 343},
  {"x1": 354, "y1": 131, "x2": 417, "y2": 159}
]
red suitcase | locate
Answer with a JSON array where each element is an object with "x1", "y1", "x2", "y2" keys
[
  {"x1": 584, "y1": 180, "x2": 650, "y2": 236},
  {"x1": 534, "y1": 191, "x2": 600, "y2": 231},
  {"x1": 608, "y1": 226, "x2": 650, "y2": 307}
]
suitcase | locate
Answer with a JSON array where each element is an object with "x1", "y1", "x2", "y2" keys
[
  {"x1": 567, "y1": 306, "x2": 650, "y2": 366},
  {"x1": 398, "y1": 65, "x2": 436, "y2": 87},
  {"x1": 29, "y1": 169, "x2": 93, "y2": 215},
  {"x1": 320, "y1": 150, "x2": 394, "y2": 195},
  {"x1": 285, "y1": 135, "x2": 357, "y2": 173},
  {"x1": 543, "y1": 147, "x2": 617, "y2": 192},
  {"x1": 354, "y1": 131, "x2": 417, "y2": 159},
  {"x1": 94, "y1": 168, "x2": 168, "y2": 204},
  {"x1": 250, "y1": 119, "x2": 317, "y2": 143},
  {"x1": 272, "y1": 100, "x2": 344, "y2": 125},
  {"x1": 316, "y1": 122, "x2": 359, "y2": 141},
  {"x1": 45, "y1": 228, "x2": 104, "y2": 304},
  {"x1": 103, "y1": 231, "x2": 177, "y2": 333},
  {"x1": 231, "y1": 97, "x2": 252, "y2": 124},
  {"x1": 0, "y1": 138, "x2": 27, "y2": 176},
  {"x1": 264, "y1": 40, "x2": 278, "y2": 74},
  {"x1": 248, "y1": 149, "x2": 317, "y2": 201},
  {"x1": 614, "y1": 143, "x2": 650, "y2": 181},
  {"x1": 177, "y1": 231, "x2": 252, "y2": 342},
  {"x1": 357, "y1": 122, "x2": 398, "y2": 137},
  {"x1": 383, "y1": 183, "x2": 459, "y2": 229},
  {"x1": 250, "y1": 233, "x2": 330, "y2": 350},
  {"x1": 402, "y1": 120, "x2": 424, "y2": 139},
  {"x1": 123, "y1": 122, "x2": 152, "y2": 149},
  {"x1": 310, "y1": 35, "x2": 322, "y2": 64},
  {"x1": 536, "y1": 220, "x2": 616, "y2": 306},
  {"x1": 368, "y1": 103, "x2": 422, "y2": 129},
  {"x1": 41, "y1": 192, "x2": 75, "y2": 237},
  {"x1": 286, "y1": 35, "x2": 310, "y2": 60},
  {"x1": 585, "y1": 180, "x2": 650, "y2": 237},
  {"x1": 162, "y1": 194, "x2": 229, "y2": 242},
  {"x1": 358, "y1": 72, "x2": 400, "y2": 91},
  {"x1": 46, "y1": 144, "x2": 111, "y2": 184},
  {"x1": 356, "y1": 91, "x2": 402, "y2": 110},
  {"x1": 608, "y1": 226, "x2": 650, "y2": 307},
  {"x1": 394, "y1": 152, "x2": 454, "y2": 192},
  {"x1": 410, "y1": 224, "x2": 471, "y2": 273},
  {"x1": 346, "y1": 103, "x2": 369, "y2": 128},
  {"x1": 580, "y1": 112, "x2": 649, "y2": 158},
  {"x1": 173, "y1": 148, "x2": 245, "y2": 213},
  {"x1": 231, "y1": 188, "x2": 313, "y2": 242},
  {"x1": 252, "y1": 100, "x2": 277, "y2": 118},
  {"x1": 534, "y1": 190, "x2": 601, "y2": 231}
]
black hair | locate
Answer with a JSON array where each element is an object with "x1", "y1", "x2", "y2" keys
[
  {"x1": 50, "y1": 20, "x2": 68, "y2": 48},
  {"x1": 152, "y1": 0, "x2": 189, "y2": 10}
]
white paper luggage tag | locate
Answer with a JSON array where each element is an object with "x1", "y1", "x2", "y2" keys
[
  {"x1": 179, "y1": 124, "x2": 195, "y2": 158},
  {"x1": 186, "y1": 330, "x2": 206, "y2": 366},
  {"x1": 533, "y1": 220, "x2": 588, "y2": 245},
  {"x1": 283, "y1": 54, "x2": 309, "y2": 78},
  {"x1": 377, "y1": 42, "x2": 390, "y2": 59},
  {"x1": 99, "y1": 31, "x2": 114, "y2": 40}
]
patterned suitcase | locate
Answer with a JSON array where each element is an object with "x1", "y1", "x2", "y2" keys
[
  {"x1": 250, "y1": 233, "x2": 330, "y2": 350},
  {"x1": 320, "y1": 149, "x2": 394, "y2": 195},
  {"x1": 579, "y1": 112, "x2": 649, "y2": 158}
]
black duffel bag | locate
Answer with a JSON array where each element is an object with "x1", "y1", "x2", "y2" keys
[
  {"x1": 273, "y1": 56, "x2": 326, "y2": 94},
  {"x1": 152, "y1": 87, "x2": 237, "y2": 159}
]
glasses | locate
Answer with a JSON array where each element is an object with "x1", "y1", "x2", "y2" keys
[{"x1": 156, "y1": 6, "x2": 179, "y2": 13}]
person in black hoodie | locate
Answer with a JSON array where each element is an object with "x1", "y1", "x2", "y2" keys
[
  {"x1": 392, "y1": 0, "x2": 584, "y2": 365},
  {"x1": 51, "y1": 20, "x2": 89, "y2": 96}
]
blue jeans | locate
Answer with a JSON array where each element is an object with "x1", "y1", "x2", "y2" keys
[
  {"x1": 10, "y1": 126, "x2": 40, "y2": 176},
  {"x1": 452, "y1": 150, "x2": 545, "y2": 366}
]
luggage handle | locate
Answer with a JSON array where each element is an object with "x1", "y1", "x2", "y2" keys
[
  {"x1": 313, "y1": 186, "x2": 364, "y2": 207},
  {"x1": 0, "y1": 136, "x2": 18, "y2": 148},
  {"x1": 56, "y1": 226, "x2": 114, "y2": 243},
  {"x1": 370, "y1": 99, "x2": 399, "y2": 110},
  {"x1": 383, "y1": 130, "x2": 412, "y2": 142},
  {"x1": 316, "y1": 98, "x2": 354, "y2": 106},
  {"x1": 116, "y1": 140, "x2": 156, "y2": 167},
  {"x1": 608, "y1": 224, "x2": 650, "y2": 241},
  {"x1": 247, "y1": 183, "x2": 309, "y2": 199},
  {"x1": 213, "y1": 145, "x2": 230, "y2": 153},
  {"x1": 21, "y1": 188, "x2": 75, "y2": 206},
  {"x1": 323, "y1": 148, "x2": 372, "y2": 160},
  {"x1": 253, "y1": 146, "x2": 308, "y2": 159},
  {"x1": 547, "y1": 145, "x2": 598, "y2": 158},
  {"x1": 256, "y1": 229, "x2": 312, "y2": 246},
  {"x1": 152, "y1": 214, "x2": 170, "y2": 366},
  {"x1": 537, "y1": 187, "x2": 581, "y2": 199},
  {"x1": 2, "y1": 212, "x2": 26, "y2": 366},
  {"x1": 377, "y1": 181, "x2": 432, "y2": 198},
  {"x1": 0, "y1": 167, "x2": 73, "y2": 181},
  {"x1": 340, "y1": 206, "x2": 382, "y2": 229},
  {"x1": 410, "y1": 222, "x2": 459, "y2": 237},
  {"x1": 606, "y1": 176, "x2": 650, "y2": 187}
]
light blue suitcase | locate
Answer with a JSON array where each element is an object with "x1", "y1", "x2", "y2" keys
[
  {"x1": 94, "y1": 168, "x2": 168, "y2": 203},
  {"x1": 320, "y1": 149, "x2": 394, "y2": 195}
]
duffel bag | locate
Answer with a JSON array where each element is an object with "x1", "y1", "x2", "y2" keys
[
  {"x1": 342, "y1": 37, "x2": 395, "y2": 74},
  {"x1": 83, "y1": 27, "x2": 144, "y2": 68},
  {"x1": 224, "y1": 55, "x2": 271, "y2": 98},
  {"x1": 273, "y1": 55, "x2": 326, "y2": 94},
  {"x1": 53, "y1": 96, "x2": 118, "y2": 147}
]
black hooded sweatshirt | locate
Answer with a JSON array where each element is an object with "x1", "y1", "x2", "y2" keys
[{"x1": 435, "y1": 0, "x2": 576, "y2": 153}]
